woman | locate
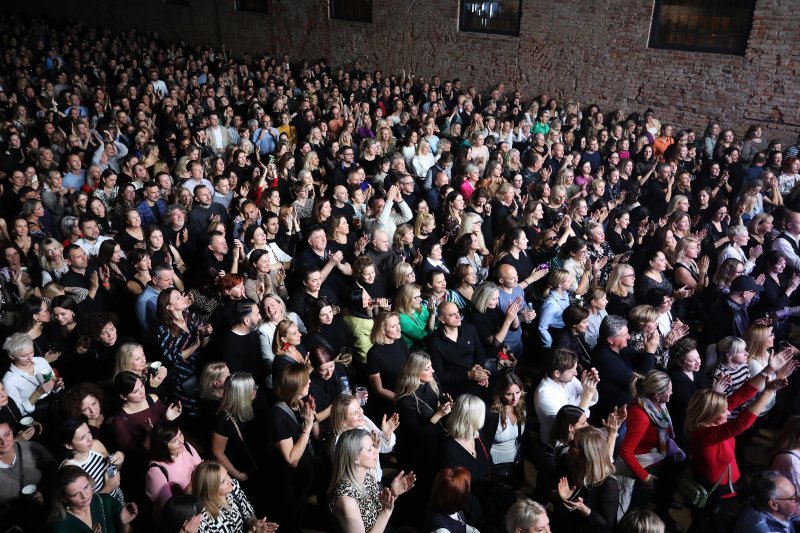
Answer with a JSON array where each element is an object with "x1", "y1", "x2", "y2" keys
[
  {"x1": 60, "y1": 417, "x2": 125, "y2": 504},
  {"x1": 191, "y1": 461, "x2": 275, "y2": 533},
  {"x1": 258, "y1": 295, "x2": 306, "y2": 388},
  {"x1": 146, "y1": 420, "x2": 202, "y2": 519},
  {"x1": 538, "y1": 269, "x2": 573, "y2": 348},
  {"x1": 451, "y1": 264, "x2": 478, "y2": 312},
  {"x1": 559, "y1": 237, "x2": 601, "y2": 297},
  {"x1": 271, "y1": 318, "x2": 308, "y2": 385},
  {"x1": 635, "y1": 250, "x2": 674, "y2": 303},
  {"x1": 304, "y1": 296, "x2": 353, "y2": 356},
  {"x1": 329, "y1": 394, "x2": 399, "y2": 482},
  {"x1": 63, "y1": 382, "x2": 109, "y2": 442},
  {"x1": 270, "y1": 364, "x2": 317, "y2": 533},
  {"x1": 553, "y1": 427, "x2": 619, "y2": 533},
  {"x1": 244, "y1": 249, "x2": 287, "y2": 303},
  {"x1": 391, "y1": 262, "x2": 416, "y2": 295},
  {"x1": 438, "y1": 191, "x2": 465, "y2": 243},
  {"x1": 585, "y1": 222, "x2": 616, "y2": 287},
  {"x1": 365, "y1": 310, "x2": 410, "y2": 409},
  {"x1": 628, "y1": 305, "x2": 685, "y2": 371},
  {"x1": 157, "y1": 288, "x2": 211, "y2": 417},
  {"x1": 412, "y1": 139, "x2": 436, "y2": 178},
  {"x1": 395, "y1": 283, "x2": 436, "y2": 350},
  {"x1": 38, "y1": 238, "x2": 70, "y2": 285},
  {"x1": 308, "y1": 345, "x2": 350, "y2": 422},
  {"x1": 469, "y1": 281, "x2": 522, "y2": 358},
  {"x1": 438, "y1": 394, "x2": 495, "y2": 526},
  {"x1": 717, "y1": 225, "x2": 761, "y2": 275},
  {"x1": 125, "y1": 249, "x2": 152, "y2": 297},
  {"x1": 146, "y1": 225, "x2": 187, "y2": 279},
  {"x1": 114, "y1": 209, "x2": 145, "y2": 254},
  {"x1": 16, "y1": 296, "x2": 60, "y2": 362},
  {"x1": 754, "y1": 251, "x2": 800, "y2": 321},
  {"x1": 420, "y1": 240, "x2": 451, "y2": 276},
  {"x1": 394, "y1": 352, "x2": 452, "y2": 473},
  {"x1": 197, "y1": 362, "x2": 230, "y2": 450},
  {"x1": 424, "y1": 467, "x2": 479, "y2": 533},
  {"x1": 685, "y1": 352, "x2": 791, "y2": 533},
  {"x1": 484, "y1": 374, "x2": 527, "y2": 490},
  {"x1": 1, "y1": 332, "x2": 62, "y2": 417},
  {"x1": 92, "y1": 169, "x2": 119, "y2": 210},
  {"x1": 211, "y1": 372, "x2": 263, "y2": 505},
  {"x1": 328, "y1": 428, "x2": 415, "y2": 533},
  {"x1": 48, "y1": 465, "x2": 138, "y2": 532},
  {"x1": 113, "y1": 341, "x2": 168, "y2": 395},
  {"x1": 88, "y1": 197, "x2": 114, "y2": 235},
  {"x1": 617, "y1": 371, "x2": 682, "y2": 530},
  {"x1": 606, "y1": 208, "x2": 634, "y2": 254},
  {"x1": 606, "y1": 263, "x2": 637, "y2": 318}
]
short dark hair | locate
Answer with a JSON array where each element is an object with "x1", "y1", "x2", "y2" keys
[
  {"x1": 149, "y1": 420, "x2": 183, "y2": 463},
  {"x1": 750, "y1": 470, "x2": 784, "y2": 509},
  {"x1": 562, "y1": 305, "x2": 589, "y2": 329}
]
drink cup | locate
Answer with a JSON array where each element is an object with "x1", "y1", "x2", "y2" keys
[
  {"x1": 21, "y1": 485, "x2": 36, "y2": 498},
  {"x1": 355, "y1": 387, "x2": 368, "y2": 406},
  {"x1": 20, "y1": 417, "x2": 34, "y2": 427}
]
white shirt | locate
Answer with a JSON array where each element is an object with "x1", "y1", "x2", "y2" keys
[
  {"x1": 75, "y1": 235, "x2": 114, "y2": 257},
  {"x1": 2, "y1": 357, "x2": 56, "y2": 415},
  {"x1": 533, "y1": 375, "x2": 597, "y2": 444}
]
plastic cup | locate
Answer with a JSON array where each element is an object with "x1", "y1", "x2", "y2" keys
[
  {"x1": 21, "y1": 485, "x2": 36, "y2": 498},
  {"x1": 355, "y1": 387, "x2": 368, "y2": 406},
  {"x1": 19, "y1": 417, "x2": 33, "y2": 427}
]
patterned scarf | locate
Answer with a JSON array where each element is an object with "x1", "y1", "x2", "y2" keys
[{"x1": 638, "y1": 397, "x2": 674, "y2": 455}]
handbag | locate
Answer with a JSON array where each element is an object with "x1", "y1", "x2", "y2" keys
[{"x1": 677, "y1": 463, "x2": 732, "y2": 508}]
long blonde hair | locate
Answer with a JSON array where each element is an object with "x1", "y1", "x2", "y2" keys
[
  {"x1": 191, "y1": 462, "x2": 229, "y2": 518},
  {"x1": 328, "y1": 428, "x2": 371, "y2": 499},
  {"x1": 685, "y1": 389, "x2": 728, "y2": 434},
  {"x1": 395, "y1": 352, "x2": 439, "y2": 409},
  {"x1": 607, "y1": 264, "x2": 634, "y2": 297},
  {"x1": 217, "y1": 372, "x2": 255, "y2": 422},
  {"x1": 574, "y1": 426, "x2": 615, "y2": 486}
]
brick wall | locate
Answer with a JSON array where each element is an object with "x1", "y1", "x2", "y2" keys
[{"x1": 4, "y1": 0, "x2": 798, "y2": 142}]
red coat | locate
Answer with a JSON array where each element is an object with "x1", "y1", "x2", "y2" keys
[
  {"x1": 619, "y1": 403, "x2": 664, "y2": 481},
  {"x1": 689, "y1": 383, "x2": 758, "y2": 488}
]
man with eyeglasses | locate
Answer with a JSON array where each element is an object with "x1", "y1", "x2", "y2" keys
[
  {"x1": 427, "y1": 301, "x2": 489, "y2": 399},
  {"x1": 704, "y1": 275, "x2": 763, "y2": 345},
  {"x1": 733, "y1": 470, "x2": 800, "y2": 533}
]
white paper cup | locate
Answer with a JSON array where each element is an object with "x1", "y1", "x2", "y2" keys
[
  {"x1": 19, "y1": 417, "x2": 33, "y2": 427},
  {"x1": 21, "y1": 484, "x2": 36, "y2": 497}
]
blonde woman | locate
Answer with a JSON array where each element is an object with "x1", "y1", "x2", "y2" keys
[
  {"x1": 191, "y1": 461, "x2": 274, "y2": 533},
  {"x1": 113, "y1": 341, "x2": 168, "y2": 392},
  {"x1": 366, "y1": 311, "x2": 409, "y2": 405},
  {"x1": 606, "y1": 263, "x2": 636, "y2": 317},
  {"x1": 210, "y1": 373, "x2": 261, "y2": 487},
  {"x1": 717, "y1": 225, "x2": 761, "y2": 275},
  {"x1": 329, "y1": 394, "x2": 399, "y2": 481},
  {"x1": 411, "y1": 139, "x2": 436, "y2": 178},
  {"x1": 395, "y1": 283, "x2": 437, "y2": 350},
  {"x1": 538, "y1": 269, "x2": 573, "y2": 348},
  {"x1": 674, "y1": 236, "x2": 709, "y2": 295},
  {"x1": 745, "y1": 324, "x2": 797, "y2": 415}
]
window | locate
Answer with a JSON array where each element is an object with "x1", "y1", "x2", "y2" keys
[
  {"x1": 459, "y1": 0, "x2": 521, "y2": 36},
  {"x1": 329, "y1": 0, "x2": 372, "y2": 22},
  {"x1": 236, "y1": 0, "x2": 267, "y2": 13},
  {"x1": 649, "y1": 0, "x2": 755, "y2": 55}
]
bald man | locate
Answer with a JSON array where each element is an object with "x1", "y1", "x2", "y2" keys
[
  {"x1": 496, "y1": 264, "x2": 534, "y2": 356},
  {"x1": 426, "y1": 301, "x2": 489, "y2": 398}
]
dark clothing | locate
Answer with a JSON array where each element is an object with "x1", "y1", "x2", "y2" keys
[
  {"x1": 222, "y1": 329, "x2": 268, "y2": 387},
  {"x1": 607, "y1": 292, "x2": 636, "y2": 318},
  {"x1": 704, "y1": 297, "x2": 750, "y2": 346},
  {"x1": 668, "y1": 368, "x2": 712, "y2": 448},
  {"x1": 551, "y1": 477, "x2": 620, "y2": 533},
  {"x1": 296, "y1": 247, "x2": 347, "y2": 297},
  {"x1": 366, "y1": 341, "x2": 409, "y2": 393},
  {"x1": 438, "y1": 437, "x2": 493, "y2": 525},
  {"x1": 590, "y1": 345, "x2": 655, "y2": 423},
  {"x1": 309, "y1": 363, "x2": 349, "y2": 414},
  {"x1": 496, "y1": 251, "x2": 534, "y2": 282},
  {"x1": 394, "y1": 383, "x2": 443, "y2": 471},
  {"x1": 426, "y1": 324, "x2": 486, "y2": 398}
]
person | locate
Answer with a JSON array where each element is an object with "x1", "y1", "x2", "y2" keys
[
  {"x1": 2, "y1": 332, "x2": 64, "y2": 416},
  {"x1": 533, "y1": 348, "x2": 599, "y2": 444},
  {"x1": 269, "y1": 364, "x2": 317, "y2": 532},
  {"x1": 771, "y1": 415, "x2": 800, "y2": 495},
  {"x1": 329, "y1": 394, "x2": 399, "y2": 482},
  {"x1": 504, "y1": 498, "x2": 551, "y2": 533},
  {"x1": 145, "y1": 420, "x2": 202, "y2": 521},
  {"x1": 427, "y1": 301, "x2": 489, "y2": 399},
  {"x1": 161, "y1": 494, "x2": 204, "y2": 533},
  {"x1": 393, "y1": 351, "x2": 452, "y2": 472},
  {"x1": 190, "y1": 461, "x2": 277, "y2": 533},
  {"x1": 618, "y1": 510, "x2": 666, "y2": 533},
  {"x1": 732, "y1": 470, "x2": 799, "y2": 533},
  {"x1": 424, "y1": 467, "x2": 480, "y2": 533},
  {"x1": 552, "y1": 304, "x2": 593, "y2": 368},
  {"x1": 590, "y1": 315, "x2": 656, "y2": 424},
  {"x1": 684, "y1": 350, "x2": 793, "y2": 533},
  {"x1": 308, "y1": 345, "x2": 350, "y2": 422},
  {"x1": 553, "y1": 427, "x2": 619, "y2": 533},
  {"x1": 394, "y1": 283, "x2": 437, "y2": 350},
  {"x1": 617, "y1": 370, "x2": 684, "y2": 531},
  {"x1": 366, "y1": 311, "x2": 409, "y2": 410},
  {"x1": 60, "y1": 417, "x2": 125, "y2": 504},
  {"x1": 48, "y1": 464, "x2": 138, "y2": 532},
  {"x1": 469, "y1": 281, "x2": 522, "y2": 359},
  {"x1": 484, "y1": 373, "x2": 527, "y2": 490},
  {"x1": 0, "y1": 417, "x2": 56, "y2": 530},
  {"x1": 328, "y1": 428, "x2": 416, "y2": 533}
]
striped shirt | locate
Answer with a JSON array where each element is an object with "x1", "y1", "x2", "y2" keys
[
  {"x1": 63, "y1": 450, "x2": 124, "y2": 503},
  {"x1": 713, "y1": 362, "x2": 752, "y2": 417}
]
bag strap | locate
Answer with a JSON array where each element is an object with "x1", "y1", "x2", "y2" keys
[
  {"x1": 228, "y1": 415, "x2": 258, "y2": 469},
  {"x1": 148, "y1": 463, "x2": 169, "y2": 484},
  {"x1": 276, "y1": 402, "x2": 302, "y2": 428},
  {"x1": 709, "y1": 463, "x2": 733, "y2": 494},
  {"x1": 16, "y1": 442, "x2": 24, "y2": 489}
]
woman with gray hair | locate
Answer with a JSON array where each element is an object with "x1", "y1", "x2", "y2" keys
[
  {"x1": 717, "y1": 224, "x2": 761, "y2": 275},
  {"x1": 1, "y1": 332, "x2": 63, "y2": 415},
  {"x1": 468, "y1": 281, "x2": 522, "y2": 356},
  {"x1": 505, "y1": 498, "x2": 550, "y2": 533}
]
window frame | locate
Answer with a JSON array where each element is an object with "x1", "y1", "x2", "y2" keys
[
  {"x1": 329, "y1": 0, "x2": 373, "y2": 23},
  {"x1": 648, "y1": 0, "x2": 755, "y2": 56},
  {"x1": 458, "y1": 0, "x2": 522, "y2": 37}
]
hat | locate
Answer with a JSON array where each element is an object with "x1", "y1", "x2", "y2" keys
[{"x1": 730, "y1": 275, "x2": 764, "y2": 293}]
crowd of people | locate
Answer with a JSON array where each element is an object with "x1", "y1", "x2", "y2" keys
[{"x1": 2, "y1": 11, "x2": 800, "y2": 533}]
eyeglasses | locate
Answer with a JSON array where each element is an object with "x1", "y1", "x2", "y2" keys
[
  {"x1": 773, "y1": 494, "x2": 800, "y2": 502},
  {"x1": 546, "y1": 236, "x2": 558, "y2": 241},
  {"x1": 622, "y1": 274, "x2": 636, "y2": 278}
]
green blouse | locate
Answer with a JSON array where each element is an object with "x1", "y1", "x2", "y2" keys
[{"x1": 49, "y1": 493, "x2": 123, "y2": 533}]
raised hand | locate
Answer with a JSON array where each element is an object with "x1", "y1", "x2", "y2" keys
[
  {"x1": 712, "y1": 374, "x2": 733, "y2": 394},
  {"x1": 390, "y1": 470, "x2": 416, "y2": 497},
  {"x1": 166, "y1": 401, "x2": 183, "y2": 421},
  {"x1": 379, "y1": 487, "x2": 397, "y2": 511},
  {"x1": 557, "y1": 477, "x2": 576, "y2": 501},
  {"x1": 381, "y1": 413, "x2": 400, "y2": 438}
]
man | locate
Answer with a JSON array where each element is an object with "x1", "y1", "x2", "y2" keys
[
  {"x1": 296, "y1": 226, "x2": 352, "y2": 296},
  {"x1": 62, "y1": 153, "x2": 86, "y2": 191},
  {"x1": 733, "y1": 470, "x2": 800, "y2": 533},
  {"x1": 136, "y1": 181, "x2": 167, "y2": 226},
  {"x1": 590, "y1": 315, "x2": 656, "y2": 423},
  {"x1": 182, "y1": 160, "x2": 214, "y2": 194},
  {"x1": 496, "y1": 264, "x2": 535, "y2": 356},
  {"x1": 331, "y1": 146, "x2": 356, "y2": 188},
  {"x1": 364, "y1": 228, "x2": 401, "y2": 275},
  {"x1": 705, "y1": 275, "x2": 763, "y2": 344},
  {"x1": 188, "y1": 185, "x2": 229, "y2": 240},
  {"x1": 212, "y1": 175, "x2": 233, "y2": 209},
  {"x1": 543, "y1": 142, "x2": 566, "y2": 179},
  {"x1": 136, "y1": 263, "x2": 174, "y2": 338},
  {"x1": 202, "y1": 231, "x2": 241, "y2": 278},
  {"x1": 222, "y1": 299, "x2": 269, "y2": 388},
  {"x1": 362, "y1": 184, "x2": 412, "y2": 241},
  {"x1": 75, "y1": 216, "x2": 113, "y2": 257},
  {"x1": 330, "y1": 185, "x2": 356, "y2": 223},
  {"x1": 424, "y1": 160, "x2": 451, "y2": 212},
  {"x1": 772, "y1": 209, "x2": 800, "y2": 272},
  {"x1": 397, "y1": 173, "x2": 419, "y2": 207},
  {"x1": 581, "y1": 136, "x2": 602, "y2": 173},
  {"x1": 0, "y1": 419, "x2": 56, "y2": 530},
  {"x1": 252, "y1": 114, "x2": 279, "y2": 156},
  {"x1": 533, "y1": 349, "x2": 599, "y2": 443},
  {"x1": 427, "y1": 301, "x2": 488, "y2": 398},
  {"x1": 644, "y1": 163, "x2": 675, "y2": 220},
  {"x1": 205, "y1": 113, "x2": 232, "y2": 156},
  {"x1": 61, "y1": 244, "x2": 109, "y2": 309}
]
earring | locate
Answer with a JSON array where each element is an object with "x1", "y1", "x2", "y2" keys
[{"x1": 282, "y1": 342, "x2": 290, "y2": 351}]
